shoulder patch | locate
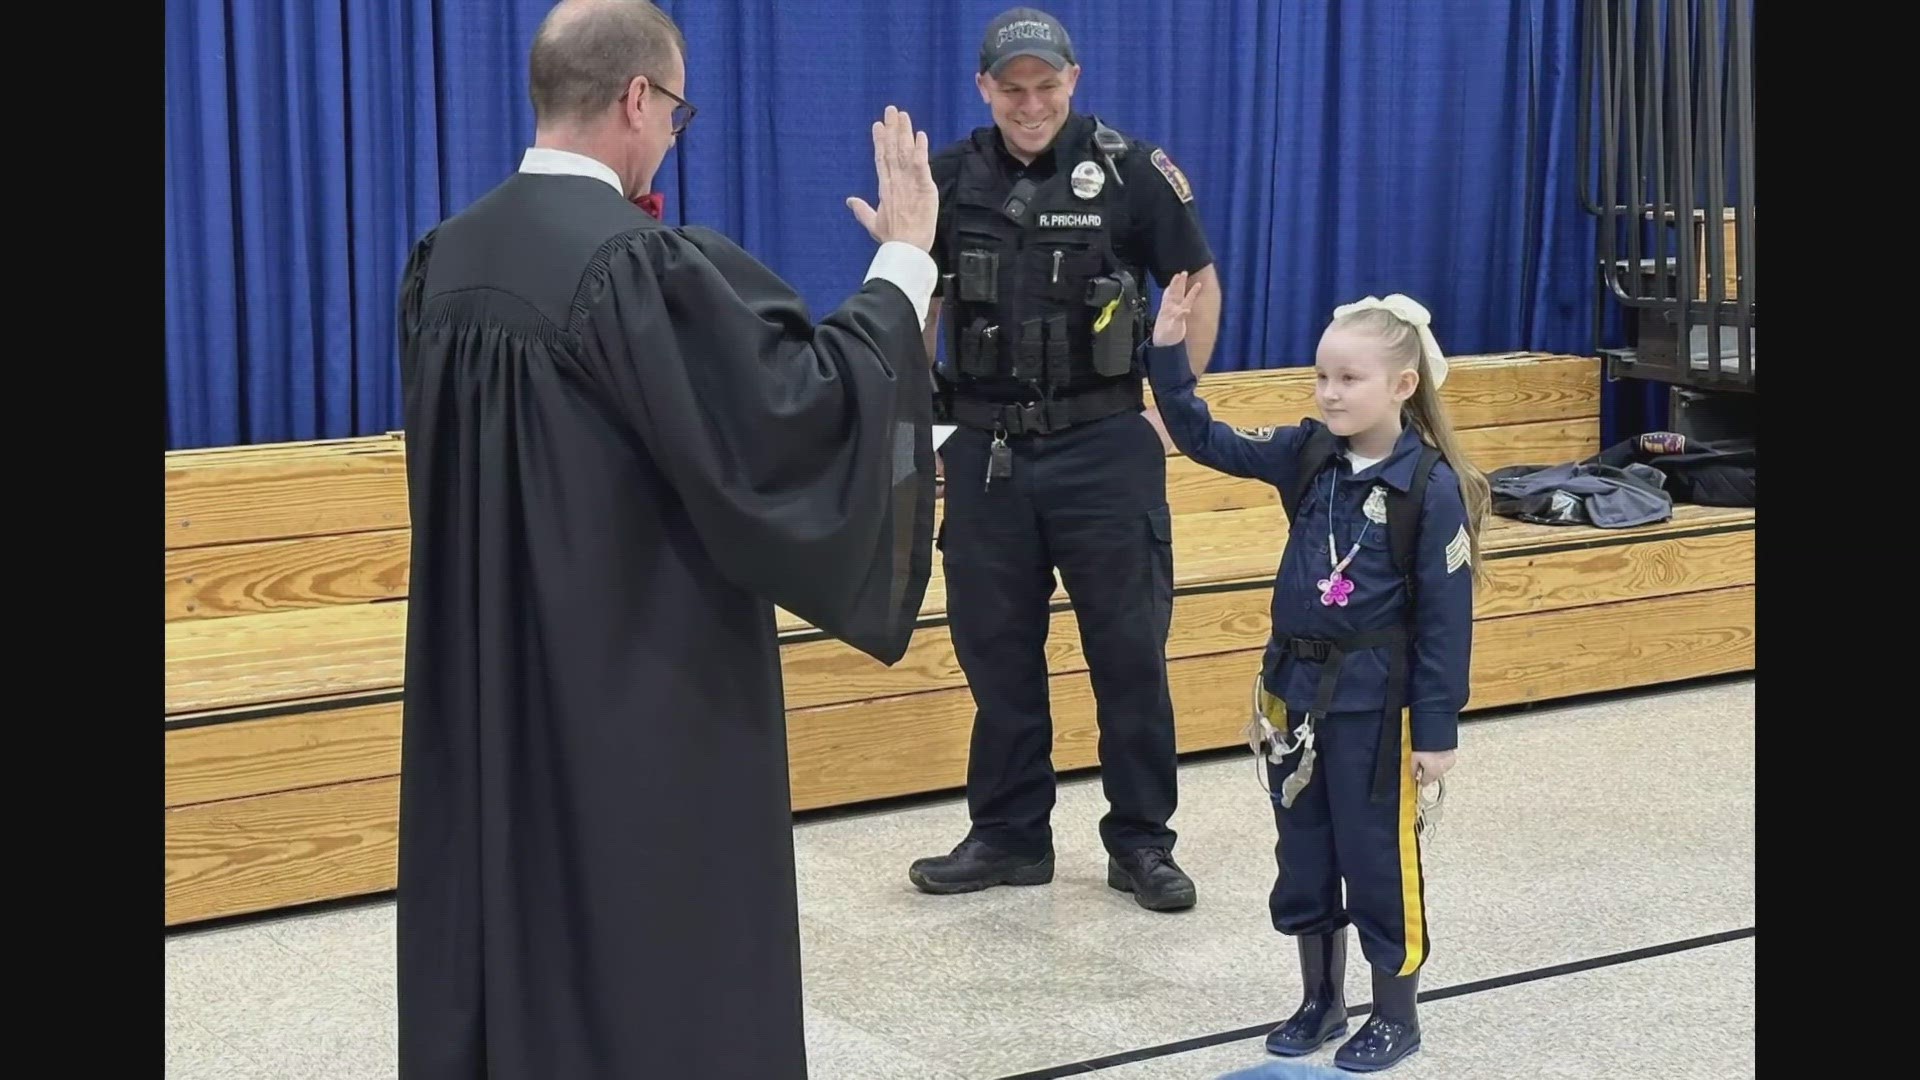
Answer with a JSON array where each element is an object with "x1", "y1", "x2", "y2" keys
[
  {"x1": 1444, "y1": 524, "x2": 1471, "y2": 575},
  {"x1": 1638, "y1": 431, "x2": 1687, "y2": 455},
  {"x1": 1150, "y1": 148, "x2": 1194, "y2": 204},
  {"x1": 1233, "y1": 425, "x2": 1275, "y2": 442}
]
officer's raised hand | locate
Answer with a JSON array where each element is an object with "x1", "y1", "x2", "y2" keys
[
  {"x1": 846, "y1": 106, "x2": 938, "y2": 253},
  {"x1": 1153, "y1": 270, "x2": 1208, "y2": 347}
]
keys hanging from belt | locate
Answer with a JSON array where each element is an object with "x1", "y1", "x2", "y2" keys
[
  {"x1": 1278, "y1": 724, "x2": 1319, "y2": 809},
  {"x1": 985, "y1": 430, "x2": 1012, "y2": 491},
  {"x1": 1248, "y1": 676, "x2": 1319, "y2": 807}
]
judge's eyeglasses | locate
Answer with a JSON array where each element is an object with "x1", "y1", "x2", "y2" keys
[{"x1": 621, "y1": 77, "x2": 696, "y2": 136}]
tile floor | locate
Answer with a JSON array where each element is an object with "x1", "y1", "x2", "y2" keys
[{"x1": 166, "y1": 676, "x2": 1755, "y2": 1079}]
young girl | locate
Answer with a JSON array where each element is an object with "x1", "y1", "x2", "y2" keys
[{"x1": 1144, "y1": 275, "x2": 1489, "y2": 1073}]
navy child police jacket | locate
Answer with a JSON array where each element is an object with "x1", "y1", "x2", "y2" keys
[{"x1": 1141, "y1": 341, "x2": 1474, "y2": 752}]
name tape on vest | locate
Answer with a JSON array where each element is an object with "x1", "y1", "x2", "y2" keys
[{"x1": 1038, "y1": 212, "x2": 1103, "y2": 229}]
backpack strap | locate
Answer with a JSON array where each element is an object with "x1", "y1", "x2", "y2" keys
[
  {"x1": 1282, "y1": 425, "x2": 1341, "y2": 526},
  {"x1": 1389, "y1": 444, "x2": 1445, "y2": 582},
  {"x1": 1289, "y1": 430, "x2": 1443, "y2": 571},
  {"x1": 1365, "y1": 442, "x2": 1446, "y2": 805}
]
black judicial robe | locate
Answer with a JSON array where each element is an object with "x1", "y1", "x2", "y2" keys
[{"x1": 392, "y1": 173, "x2": 937, "y2": 1079}]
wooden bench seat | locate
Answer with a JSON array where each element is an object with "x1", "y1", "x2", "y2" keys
[
  {"x1": 164, "y1": 352, "x2": 1756, "y2": 925},
  {"x1": 166, "y1": 353, "x2": 1599, "y2": 622},
  {"x1": 167, "y1": 500, "x2": 1752, "y2": 717}
]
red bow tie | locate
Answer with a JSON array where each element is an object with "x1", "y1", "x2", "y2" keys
[{"x1": 633, "y1": 192, "x2": 665, "y2": 220}]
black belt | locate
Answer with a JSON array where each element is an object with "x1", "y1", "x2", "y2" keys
[
  {"x1": 948, "y1": 382, "x2": 1143, "y2": 436},
  {"x1": 1278, "y1": 630, "x2": 1409, "y2": 804}
]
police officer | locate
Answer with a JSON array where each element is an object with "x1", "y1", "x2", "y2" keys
[{"x1": 906, "y1": 7, "x2": 1221, "y2": 912}]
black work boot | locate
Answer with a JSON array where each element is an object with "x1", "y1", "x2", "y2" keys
[
  {"x1": 1106, "y1": 848, "x2": 1197, "y2": 911},
  {"x1": 908, "y1": 837, "x2": 1054, "y2": 895},
  {"x1": 1265, "y1": 930, "x2": 1349, "y2": 1055},
  {"x1": 1334, "y1": 968, "x2": 1422, "y2": 1072}
]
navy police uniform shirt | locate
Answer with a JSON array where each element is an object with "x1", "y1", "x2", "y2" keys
[
  {"x1": 1141, "y1": 341, "x2": 1474, "y2": 752},
  {"x1": 929, "y1": 112, "x2": 1215, "y2": 300}
]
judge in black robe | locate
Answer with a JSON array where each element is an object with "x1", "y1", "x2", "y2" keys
[{"x1": 391, "y1": 6, "x2": 940, "y2": 1076}]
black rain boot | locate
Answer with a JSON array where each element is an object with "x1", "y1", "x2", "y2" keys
[
  {"x1": 1334, "y1": 968, "x2": 1422, "y2": 1072},
  {"x1": 1265, "y1": 930, "x2": 1350, "y2": 1055}
]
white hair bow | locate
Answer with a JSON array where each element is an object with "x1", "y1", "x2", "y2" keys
[{"x1": 1332, "y1": 294, "x2": 1448, "y2": 388}]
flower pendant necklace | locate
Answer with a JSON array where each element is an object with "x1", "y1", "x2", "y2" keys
[{"x1": 1316, "y1": 467, "x2": 1372, "y2": 607}]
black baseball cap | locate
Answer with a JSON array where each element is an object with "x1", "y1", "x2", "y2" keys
[{"x1": 979, "y1": 7, "x2": 1076, "y2": 76}]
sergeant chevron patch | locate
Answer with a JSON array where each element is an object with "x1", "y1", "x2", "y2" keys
[{"x1": 1444, "y1": 524, "x2": 1470, "y2": 574}]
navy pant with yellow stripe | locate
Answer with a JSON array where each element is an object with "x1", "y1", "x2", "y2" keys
[{"x1": 1266, "y1": 707, "x2": 1430, "y2": 976}]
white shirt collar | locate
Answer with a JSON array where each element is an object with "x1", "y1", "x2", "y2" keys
[{"x1": 518, "y1": 147, "x2": 626, "y2": 196}]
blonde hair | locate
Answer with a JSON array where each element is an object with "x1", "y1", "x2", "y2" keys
[{"x1": 1328, "y1": 303, "x2": 1492, "y2": 583}]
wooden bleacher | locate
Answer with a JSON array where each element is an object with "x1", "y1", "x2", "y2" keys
[{"x1": 164, "y1": 353, "x2": 1755, "y2": 926}]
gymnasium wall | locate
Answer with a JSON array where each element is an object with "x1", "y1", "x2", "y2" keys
[{"x1": 164, "y1": 0, "x2": 1641, "y2": 451}]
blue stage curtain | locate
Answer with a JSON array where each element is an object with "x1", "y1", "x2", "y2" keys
[
  {"x1": 166, "y1": 0, "x2": 1620, "y2": 451},
  {"x1": 166, "y1": 0, "x2": 447, "y2": 448}
]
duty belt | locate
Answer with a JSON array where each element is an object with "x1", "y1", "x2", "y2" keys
[
  {"x1": 949, "y1": 382, "x2": 1142, "y2": 436},
  {"x1": 1274, "y1": 629, "x2": 1410, "y2": 804}
]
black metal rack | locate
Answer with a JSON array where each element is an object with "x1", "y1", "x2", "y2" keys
[{"x1": 1579, "y1": 0, "x2": 1755, "y2": 401}]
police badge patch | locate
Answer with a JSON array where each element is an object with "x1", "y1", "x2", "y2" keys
[
  {"x1": 1150, "y1": 148, "x2": 1194, "y2": 204},
  {"x1": 1071, "y1": 160, "x2": 1105, "y2": 200},
  {"x1": 1233, "y1": 425, "x2": 1275, "y2": 442}
]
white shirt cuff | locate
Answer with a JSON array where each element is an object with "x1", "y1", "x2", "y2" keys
[{"x1": 864, "y1": 241, "x2": 937, "y2": 329}]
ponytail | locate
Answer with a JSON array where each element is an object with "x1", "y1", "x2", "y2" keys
[
  {"x1": 1405, "y1": 355, "x2": 1491, "y2": 584},
  {"x1": 1328, "y1": 295, "x2": 1491, "y2": 584}
]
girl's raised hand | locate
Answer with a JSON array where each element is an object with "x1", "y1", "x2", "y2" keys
[{"x1": 1152, "y1": 270, "x2": 1206, "y2": 347}]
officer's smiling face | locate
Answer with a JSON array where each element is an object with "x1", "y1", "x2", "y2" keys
[
  {"x1": 978, "y1": 56, "x2": 1079, "y2": 162},
  {"x1": 1314, "y1": 327, "x2": 1418, "y2": 439}
]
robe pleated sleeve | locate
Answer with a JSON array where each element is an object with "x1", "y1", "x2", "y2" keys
[{"x1": 576, "y1": 225, "x2": 938, "y2": 664}]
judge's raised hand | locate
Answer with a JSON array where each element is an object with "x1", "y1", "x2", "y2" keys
[
  {"x1": 1152, "y1": 270, "x2": 1207, "y2": 347},
  {"x1": 846, "y1": 106, "x2": 937, "y2": 253}
]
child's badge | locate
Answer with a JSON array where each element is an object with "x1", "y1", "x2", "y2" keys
[
  {"x1": 1150, "y1": 148, "x2": 1194, "y2": 204},
  {"x1": 1233, "y1": 424, "x2": 1275, "y2": 442},
  {"x1": 1363, "y1": 485, "x2": 1388, "y2": 524}
]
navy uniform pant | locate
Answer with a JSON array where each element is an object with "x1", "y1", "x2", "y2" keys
[
  {"x1": 1266, "y1": 707, "x2": 1431, "y2": 976},
  {"x1": 938, "y1": 409, "x2": 1178, "y2": 858}
]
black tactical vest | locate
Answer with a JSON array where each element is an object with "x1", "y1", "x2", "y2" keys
[{"x1": 938, "y1": 116, "x2": 1151, "y2": 429}]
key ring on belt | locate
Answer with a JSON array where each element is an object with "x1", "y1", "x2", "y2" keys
[
  {"x1": 1249, "y1": 674, "x2": 1313, "y2": 760},
  {"x1": 1248, "y1": 675, "x2": 1318, "y2": 799}
]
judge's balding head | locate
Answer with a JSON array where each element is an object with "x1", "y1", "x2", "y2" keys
[
  {"x1": 530, "y1": 0, "x2": 686, "y2": 122},
  {"x1": 528, "y1": 0, "x2": 693, "y2": 194}
]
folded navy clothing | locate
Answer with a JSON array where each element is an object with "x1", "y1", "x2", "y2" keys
[
  {"x1": 1488, "y1": 460, "x2": 1673, "y2": 528},
  {"x1": 1587, "y1": 431, "x2": 1755, "y2": 507}
]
